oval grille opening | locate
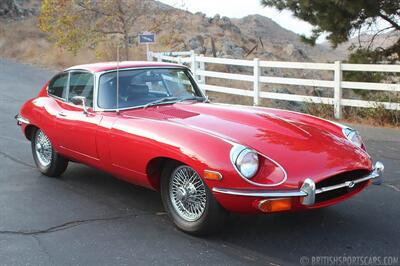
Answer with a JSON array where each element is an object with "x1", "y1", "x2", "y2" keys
[{"x1": 315, "y1": 169, "x2": 370, "y2": 203}]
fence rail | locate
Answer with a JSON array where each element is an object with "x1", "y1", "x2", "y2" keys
[{"x1": 148, "y1": 50, "x2": 400, "y2": 119}]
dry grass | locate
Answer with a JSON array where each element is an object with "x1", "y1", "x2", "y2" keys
[
  {"x1": 304, "y1": 98, "x2": 400, "y2": 127},
  {"x1": 0, "y1": 17, "x2": 152, "y2": 69},
  {"x1": 0, "y1": 18, "x2": 96, "y2": 69},
  {"x1": 343, "y1": 93, "x2": 400, "y2": 127}
]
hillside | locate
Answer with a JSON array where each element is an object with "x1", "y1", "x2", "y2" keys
[
  {"x1": 323, "y1": 31, "x2": 400, "y2": 59},
  {"x1": 232, "y1": 14, "x2": 340, "y2": 61},
  {"x1": 148, "y1": 9, "x2": 341, "y2": 62},
  {"x1": 0, "y1": 0, "x2": 344, "y2": 69}
]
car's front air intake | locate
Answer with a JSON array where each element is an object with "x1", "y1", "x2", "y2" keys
[{"x1": 315, "y1": 169, "x2": 371, "y2": 204}]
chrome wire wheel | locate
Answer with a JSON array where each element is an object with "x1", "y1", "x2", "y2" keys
[
  {"x1": 169, "y1": 166, "x2": 207, "y2": 222},
  {"x1": 34, "y1": 130, "x2": 52, "y2": 167}
]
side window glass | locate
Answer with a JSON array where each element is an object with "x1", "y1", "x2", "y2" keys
[
  {"x1": 98, "y1": 74, "x2": 117, "y2": 109},
  {"x1": 68, "y1": 72, "x2": 94, "y2": 107},
  {"x1": 161, "y1": 70, "x2": 195, "y2": 97},
  {"x1": 48, "y1": 73, "x2": 68, "y2": 99}
]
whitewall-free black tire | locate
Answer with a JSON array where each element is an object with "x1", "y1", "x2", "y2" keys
[
  {"x1": 31, "y1": 129, "x2": 68, "y2": 177},
  {"x1": 161, "y1": 163, "x2": 228, "y2": 235}
]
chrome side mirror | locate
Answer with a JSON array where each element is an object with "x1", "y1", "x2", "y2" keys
[{"x1": 71, "y1": 96, "x2": 88, "y2": 114}]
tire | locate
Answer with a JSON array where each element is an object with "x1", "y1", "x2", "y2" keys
[
  {"x1": 161, "y1": 163, "x2": 228, "y2": 235},
  {"x1": 31, "y1": 128, "x2": 68, "y2": 177}
]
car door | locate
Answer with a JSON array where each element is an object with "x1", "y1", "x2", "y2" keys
[{"x1": 55, "y1": 70, "x2": 102, "y2": 163}]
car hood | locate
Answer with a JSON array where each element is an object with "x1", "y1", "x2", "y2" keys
[{"x1": 122, "y1": 102, "x2": 372, "y2": 186}]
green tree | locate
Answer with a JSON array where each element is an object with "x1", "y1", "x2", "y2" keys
[
  {"x1": 260, "y1": 0, "x2": 400, "y2": 63},
  {"x1": 39, "y1": 0, "x2": 170, "y2": 60}
]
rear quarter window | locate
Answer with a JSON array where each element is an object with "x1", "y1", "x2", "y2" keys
[
  {"x1": 48, "y1": 73, "x2": 68, "y2": 99},
  {"x1": 68, "y1": 72, "x2": 94, "y2": 107}
]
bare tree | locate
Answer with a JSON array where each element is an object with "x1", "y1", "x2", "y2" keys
[{"x1": 40, "y1": 0, "x2": 172, "y2": 60}]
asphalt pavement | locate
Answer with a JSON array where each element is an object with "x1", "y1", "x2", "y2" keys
[{"x1": 0, "y1": 59, "x2": 399, "y2": 265}]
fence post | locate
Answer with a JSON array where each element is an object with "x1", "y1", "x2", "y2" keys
[
  {"x1": 147, "y1": 51, "x2": 152, "y2": 61},
  {"x1": 199, "y1": 54, "x2": 205, "y2": 84},
  {"x1": 157, "y1": 53, "x2": 162, "y2": 62},
  {"x1": 253, "y1": 58, "x2": 260, "y2": 106},
  {"x1": 334, "y1": 61, "x2": 342, "y2": 119},
  {"x1": 190, "y1": 50, "x2": 197, "y2": 81}
]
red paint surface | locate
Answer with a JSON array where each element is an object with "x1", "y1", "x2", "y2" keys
[{"x1": 18, "y1": 63, "x2": 373, "y2": 213}]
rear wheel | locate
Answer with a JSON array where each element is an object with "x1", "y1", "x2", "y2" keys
[
  {"x1": 161, "y1": 163, "x2": 228, "y2": 235},
  {"x1": 31, "y1": 129, "x2": 68, "y2": 177}
]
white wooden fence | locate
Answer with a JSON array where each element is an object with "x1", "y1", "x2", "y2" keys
[{"x1": 148, "y1": 50, "x2": 400, "y2": 119}]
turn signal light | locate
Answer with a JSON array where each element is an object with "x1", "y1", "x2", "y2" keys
[
  {"x1": 258, "y1": 198, "x2": 292, "y2": 213},
  {"x1": 204, "y1": 170, "x2": 223, "y2": 181}
]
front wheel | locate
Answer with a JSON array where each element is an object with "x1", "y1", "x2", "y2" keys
[
  {"x1": 31, "y1": 129, "x2": 68, "y2": 177},
  {"x1": 161, "y1": 164, "x2": 228, "y2": 235}
]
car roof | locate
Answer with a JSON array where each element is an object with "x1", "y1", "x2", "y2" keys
[{"x1": 66, "y1": 61, "x2": 187, "y2": 73}]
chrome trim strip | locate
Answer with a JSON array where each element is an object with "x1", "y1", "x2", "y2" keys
[
  {"x1": 212, "y1": 162, "x2": 384, "y2": 206},
  {"x1": 212, "y1": 187, "x2": 307, "y2": 197},
  {"x1": 15, "y1": 114, "x2": 30, "y2": 125}
]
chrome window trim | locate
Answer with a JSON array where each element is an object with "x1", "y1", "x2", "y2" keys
[
  {"x1": 93, "y1": 66, "x2": 205, "y2": 112},
  {"x1": 48, "y1": 93, "x2": 67, "y2": 103},
  {"x1": 48, "y1": 69, "x2": 95, "y2": 111}
]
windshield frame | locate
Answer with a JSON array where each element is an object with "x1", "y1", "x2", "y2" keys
[{"x1": 94, "y1": 66, "x2": 205, "y2": 112}]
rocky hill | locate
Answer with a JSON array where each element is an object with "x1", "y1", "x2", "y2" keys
[
  {"x1": 150, "y1": 9, "x2": 341, "y2": 62},
  {"x1": 232, "y1": 14, "x2": 339, "y2": 61},
  {"x1": 0, "y1": 0, "x2": 39, "y2": 18},
  {"x1": 0, "y1": 0, "x2": 344, "y2": 66},
  {"x1": 323, "y1": 31, "x2": 400, "y2": 60}
]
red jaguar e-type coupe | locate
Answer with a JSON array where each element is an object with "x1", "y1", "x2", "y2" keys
[{"x1": 16, "y1": 61, "x2": 384, "y2": 235}]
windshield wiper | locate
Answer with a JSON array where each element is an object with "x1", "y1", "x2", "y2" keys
[
  {"x1": 177, "y1": 96, "x2": 206, "y2": 102},
  {"x1": 143, "y1": 97, "x2": 179, "y2": 108}
]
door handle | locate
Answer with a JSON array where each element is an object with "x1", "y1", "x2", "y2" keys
[{"x1": 58, "y1": 111, "x2": 67, "y2": 117}]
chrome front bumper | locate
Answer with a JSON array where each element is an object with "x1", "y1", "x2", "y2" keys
[
  {"x1": 212, "y1": 161, "x2": 384, "y2": 206},
  {"x1": 15, "y1": 114, "x2": 30, "y2": 126}
]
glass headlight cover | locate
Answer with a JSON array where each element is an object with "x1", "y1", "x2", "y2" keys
[
  {"x1": 343, "y1": 128, "x2": 364, "y2": 149},
  {"x1": 230, "y1": 145, "x2": 259, "y2": 179}
]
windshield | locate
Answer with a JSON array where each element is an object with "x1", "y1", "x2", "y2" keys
[{"x1": 98, "y1": 68, "x2": 204, "y2": 109}]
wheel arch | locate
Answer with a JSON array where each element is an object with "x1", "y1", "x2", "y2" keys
[
  {"x1": 24, "y1": 124, "x2": 39, "y2": 141},
  {"x1": 146, "y1": 157, "x2": 185, "y2": 191}
]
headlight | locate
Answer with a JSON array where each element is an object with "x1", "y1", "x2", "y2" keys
[
  {"x1": 342, "y1": 128, "x2": 364, "y2": 149},
  {"x1": 230, "y1": 145, "x2": 259, "y2": 179}
]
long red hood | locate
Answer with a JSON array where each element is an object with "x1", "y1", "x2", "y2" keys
[{"x1": 121, "y1": 102, "x2": 372, "y2": 187}]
